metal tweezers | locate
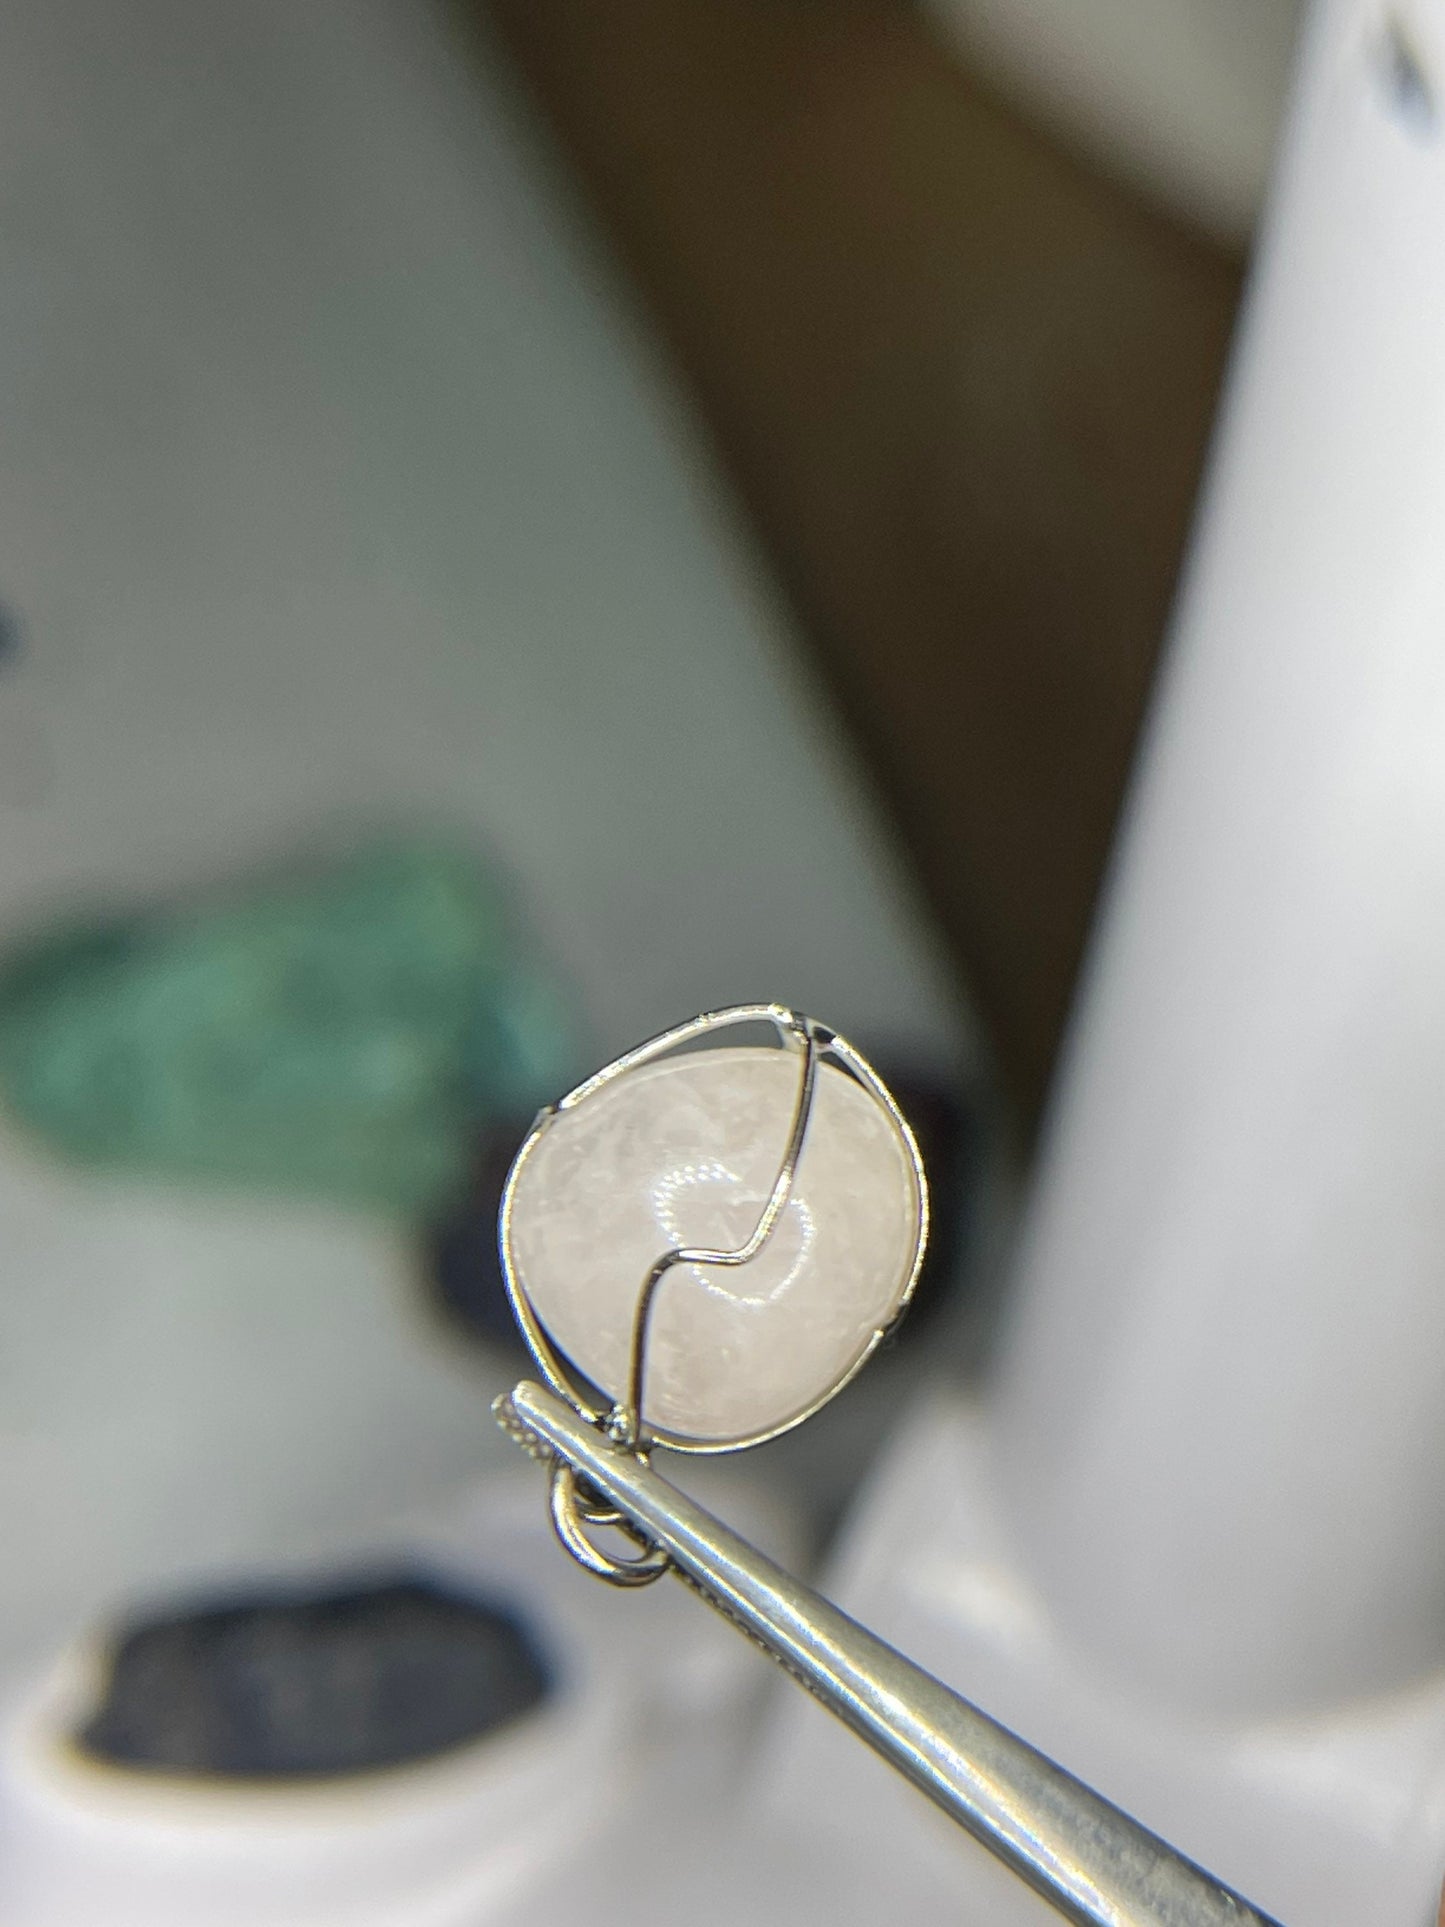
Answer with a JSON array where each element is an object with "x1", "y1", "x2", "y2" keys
[{"x1": 499, "y1": 1378, "x2": 1284, "y2": 1927}]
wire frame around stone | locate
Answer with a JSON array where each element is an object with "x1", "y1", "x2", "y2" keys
[{"x1": 498, "y1": 1003, "x2": 929, "y2": 1459}]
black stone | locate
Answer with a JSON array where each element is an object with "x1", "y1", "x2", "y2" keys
[
  {"x1": 425, "y1": 1118, "x2": 533, "y2": 1348},
  {"x1": 78, "y1": 1574, "x2": 553, "y2": 1779}
]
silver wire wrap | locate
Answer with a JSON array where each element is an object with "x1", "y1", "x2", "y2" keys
[
  {"x1": 612, "y1": 1012, "x2": 818, "y2": 1452},
  {"x1": 499, "y1": 1005, "x2": 926, "y2": 1587},
  {"x1": 551, "y1": 1010, "x2": 817, "y2": 1584}
]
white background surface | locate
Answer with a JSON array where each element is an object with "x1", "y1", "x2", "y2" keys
[
  {"x1": 0, "y1": 0, "x2": 968, "y2": 1691},
  {"x1": 925, "y1": 0, "x2": 1303, "y2": 236}
]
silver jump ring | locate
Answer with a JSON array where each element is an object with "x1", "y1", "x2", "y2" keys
[{"x1": 548, "y1": 1459, "x2": 671, "y2": 1586}]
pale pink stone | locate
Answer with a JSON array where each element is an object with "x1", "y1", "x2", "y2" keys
[{"x1": 506, "y1": 1047, "x2": 922, "y2": 1445}]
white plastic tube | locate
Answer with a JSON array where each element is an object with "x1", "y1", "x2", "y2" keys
[{"x1": 995, "y1": 0, "x2": 1445, "y2": 1716}]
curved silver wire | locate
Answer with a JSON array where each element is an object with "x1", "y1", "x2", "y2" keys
[
  {"x1": 609, "y1": 1012, "x2": 819, "y2": 1450},
  {"x1": 551, "y1": 1009, "x2": 818, "y2": 1580},
  {"x1": 548, "y1": 1460, "x2": 670, "y2": 1586}
]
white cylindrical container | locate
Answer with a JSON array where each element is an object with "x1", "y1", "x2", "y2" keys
[
  {"x1": 996, "y1": 0, "x2": 1445, "y2": 1715},
  {"x1": 922, "y1": 0, "x2": 1301, "y2": 237}
]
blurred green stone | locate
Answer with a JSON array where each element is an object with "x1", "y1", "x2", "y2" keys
[{"x1": 0, "y1": 843, "x2": 577, "y2": 1216}]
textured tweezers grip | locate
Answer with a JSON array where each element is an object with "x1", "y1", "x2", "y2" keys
[{"x1": 499, "y1": 1381, "x2": 1284, "y2": 1927}]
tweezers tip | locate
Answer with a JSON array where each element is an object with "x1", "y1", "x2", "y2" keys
[{"x1": 492, "y1": 1387, "x2": 557, "y2": 1465}]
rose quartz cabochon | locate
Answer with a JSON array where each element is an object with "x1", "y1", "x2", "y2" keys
[{"x1": 506, "y1": 1047, "x2": 922, "y2": 1444}]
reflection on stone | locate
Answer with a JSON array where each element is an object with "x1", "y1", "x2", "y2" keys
[{"x1": 508, "y1": 1047, "x2": 921, "y2": 1444}]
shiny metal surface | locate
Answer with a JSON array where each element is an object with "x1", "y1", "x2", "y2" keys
[{"x1": 498, "y1": 1380, "x2": 1285, "y2": 1927}]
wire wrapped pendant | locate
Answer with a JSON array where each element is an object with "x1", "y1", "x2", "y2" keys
[{"x1": 499, "y1": 1005, "x2": 928, "y2": 1582}]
